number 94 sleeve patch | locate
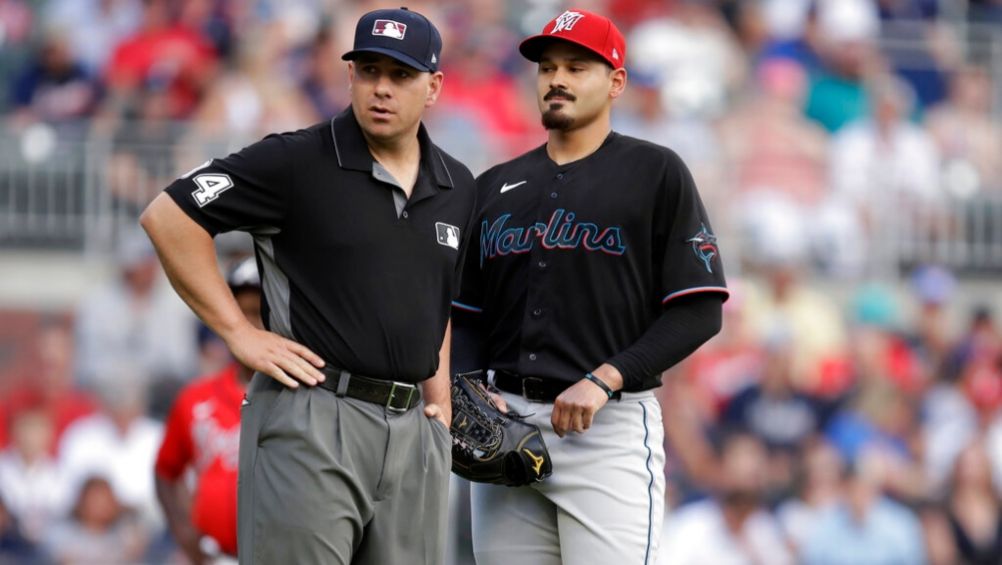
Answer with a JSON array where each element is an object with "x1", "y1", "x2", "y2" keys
[{"x1": 191, "y1": 174, "x2": 234, "y2": 207}]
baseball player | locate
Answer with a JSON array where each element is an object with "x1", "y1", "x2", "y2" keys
[
  {"x1": 451, "y1": 9, "x2": 728, "y2": 565},
  {"x1": 140, "y1": 7, "x2": 476, "y2": 564},
  {"x1": 154, "y1": 257, "x2": 261, "y2": 564}
]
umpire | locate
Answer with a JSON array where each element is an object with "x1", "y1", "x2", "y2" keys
[{"x1": 140, "y1": 7, "x2": 476, "y2": 564}]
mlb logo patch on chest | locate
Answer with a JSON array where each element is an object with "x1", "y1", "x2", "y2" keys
[
  {"x1": 436, "y1": 222, "x2": 460, "y2": 250},
  {"x1": 372, "y1": 19, "x2": 407, "y2": 39}
]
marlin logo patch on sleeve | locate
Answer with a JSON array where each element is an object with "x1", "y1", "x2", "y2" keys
[{"x1": 687, "y1": 224, "x2": 718, "y2": 273}]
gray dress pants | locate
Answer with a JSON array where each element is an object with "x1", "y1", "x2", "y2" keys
[{"x1": 237, "y1": 373, "x2": 451, "y2": 564}]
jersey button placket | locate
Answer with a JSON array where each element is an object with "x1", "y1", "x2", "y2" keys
[
  {"x1": 520, "y1": 172, "x2": 557, "y2": 372},
  {"x1": 552, "y1": 170, "x2": 568, "y2": 197}
]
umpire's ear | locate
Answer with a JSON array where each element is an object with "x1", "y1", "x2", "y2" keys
[{"x1": 425, "y1": 71, "x2": 444, "y2": 108}]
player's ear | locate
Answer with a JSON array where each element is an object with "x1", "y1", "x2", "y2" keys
[
  {"x1": 426, "y1": 71, "x2": 444, "y2": 107},
  {"x1": 347, "y1": 62, "x2": 355, "y2": 90},
  {"x1": 609, "y1": 67, "x2": 627, "y2": 100}
]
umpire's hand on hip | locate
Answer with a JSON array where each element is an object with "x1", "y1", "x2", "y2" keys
[
  {"x1": 551, "y1": 365, "x2": 622, "y2": 437},
  {"x1": 224, "y1": 324, "x2": 326, "y2": 388}
]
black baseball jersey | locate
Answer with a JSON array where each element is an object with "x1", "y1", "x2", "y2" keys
[
  {"x1": 165, "y1": 107, "x2": 477, "y2": 383},
  {"x1": 452, "y1": 132, "x2": 727, "y2": 391}
]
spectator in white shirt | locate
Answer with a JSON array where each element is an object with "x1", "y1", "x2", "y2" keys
[
  {"x1": 73, "y1": 231, "x2": 199, "y2": 392},
  {"x1": 0, "y1": 409, "x2": 68, "y2": 544},
  {"x1": 57, "y1": 374, "x2": 163, "y2": 529},
  {"x1": 830, "y1": 74, "x2": 942, "y2": 207},
  {"x1": 660, "y1": 433, "x2": 795, "y2": 565}
]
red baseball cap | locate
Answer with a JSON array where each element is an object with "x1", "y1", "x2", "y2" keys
[{"x1": 519, "y1": 9, "x2": 626, "y2": 69}]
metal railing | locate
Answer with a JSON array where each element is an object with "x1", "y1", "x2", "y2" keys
[
  {"x1": 0, "y1": 122, "x2": 251, "y2": 255},
  {"x1": 867, "y1": 189, "x2": 1002, "y2": 275},
  {"x1": 1, "y1": 120, "x2": 1000, "y2": 274}
]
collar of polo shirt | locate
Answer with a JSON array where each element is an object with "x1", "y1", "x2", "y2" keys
[{"x1": 329, "y1": 106, "x2": 454, "y2": 189}]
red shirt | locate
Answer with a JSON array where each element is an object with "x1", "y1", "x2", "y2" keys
[
  {"x1": 155, "y1": 364, "x2": 245, "y2": 556},
  {"x1": 0, "y1": 385, "x2": 96, "y2": 453},
  {"x1": 106, "y1": 26, "x2": 217, "y2": 118}
]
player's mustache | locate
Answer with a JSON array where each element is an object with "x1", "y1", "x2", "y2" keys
[{"x1": 544, "y1": 88, "x2": 576, "y2": 102}]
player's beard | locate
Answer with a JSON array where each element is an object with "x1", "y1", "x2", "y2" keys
[
  {"x1": 542, "y1": 105, "x2": 574, "y2": 130},
  {"x1": 541, "y1": 87, "x2": 576, "y2": 130}
]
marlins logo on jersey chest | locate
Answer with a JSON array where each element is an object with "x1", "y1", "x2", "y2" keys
[{"x1": 480, "y1": 209, "x2": 627, "y2": 264}]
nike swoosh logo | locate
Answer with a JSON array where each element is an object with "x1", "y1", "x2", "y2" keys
[{"x1": 500, "y1": 181, "x2": 527, "y2": 193}]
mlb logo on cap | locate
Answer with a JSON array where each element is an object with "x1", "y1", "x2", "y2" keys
[
  {"x1": 373, "y1": 19, "x2": 407, "y2": 40},
  {"x1": 342, "y1": 7, "x2": 443, "y2": 72}
]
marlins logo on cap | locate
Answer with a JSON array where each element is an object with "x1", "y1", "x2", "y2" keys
[
  {"x1": 550, "y1": 11, "x2": 585, "y2": 33},
  {"x1": 519, "y1": 8, "x2": 626, "y2": 69}
]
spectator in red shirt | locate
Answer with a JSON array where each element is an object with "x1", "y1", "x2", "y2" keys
[
  {"x1": 104, "y1": 0, "x2": 217, "y2": 119},
  {"x1": 433, "y1": 29, "x2": 540, "y2": 161},
  {"x1": 154, "y1": 257, "x2": 260, "y2": 563},
  {"x1": 0, "y1": 321, "x2": 96, "y2": 453}
]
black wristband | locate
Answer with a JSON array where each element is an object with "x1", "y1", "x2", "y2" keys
[{"x1": 583, "y1": 373, "x2": 615, "y2": 399}]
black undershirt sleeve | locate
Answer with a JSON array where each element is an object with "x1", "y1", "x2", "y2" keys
[
  {"x1": 451, "y1": 308, "x2": 486, "y2": 374},
  {"x1": 606, "y1": 293, "x2": 724, "y2": 391}
]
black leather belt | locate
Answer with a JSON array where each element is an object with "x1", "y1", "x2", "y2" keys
[
  {"x1": 492, "y1": 371, "x2": 573, "y2": 403},
  {"x1": 492, "y1": 370, "x2": 623, "y2": 402},
  {"x1": 318, "y1": 366, "x2": 421, "y2": 413}
]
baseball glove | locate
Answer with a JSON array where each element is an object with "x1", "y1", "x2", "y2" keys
[{"x1": 450, "y1": 370, "x2": 552, "y2": 486}]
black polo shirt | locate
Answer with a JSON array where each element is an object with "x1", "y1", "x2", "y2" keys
[
  {"x1": 165, "y1": 107, "x2": 477, "y2": 383},
  {"x1": 453, "y1": 132, "x2": 727, "y2": 391}
]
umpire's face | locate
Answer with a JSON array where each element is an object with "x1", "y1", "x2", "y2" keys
[
  {"x1": 536, "y1": 42, "x2": 626, "y2": 132},
  {"x1": 348, "y1": 53, "x2": 444, "y2": 144}
]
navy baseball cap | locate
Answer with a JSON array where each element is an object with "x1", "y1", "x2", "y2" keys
[{"x1": 341, "y1": 7, "x2": 442, "y2": 72}]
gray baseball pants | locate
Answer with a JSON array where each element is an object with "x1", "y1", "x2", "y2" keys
[
  {"x1": 470, "y1": 389, "x2": 665, "y2": 565},
  {"x1": 237, "y1": 373, "x2": 452, "y2": 564}
]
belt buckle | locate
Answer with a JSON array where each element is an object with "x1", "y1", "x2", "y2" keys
[
  {"x1": 521, "y1": 377, "x2": 545, "y2": 401},
  {"x1": 386, "y1": 382, "x2": 416, "y2": 414}
]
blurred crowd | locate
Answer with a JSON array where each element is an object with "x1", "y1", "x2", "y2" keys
[
  {"x1": 656, "y1": 261, "x2": 1002, "y2": 564},
  {"x1": 0, "y1": 0, "x2": 1001, "y2": 563},
  {"x1": 0, "y1": 229, "x2": 242, "y2": 563},
  {"x1": 2, "y1": 0, "x2": 1001, "y2": 275}
]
